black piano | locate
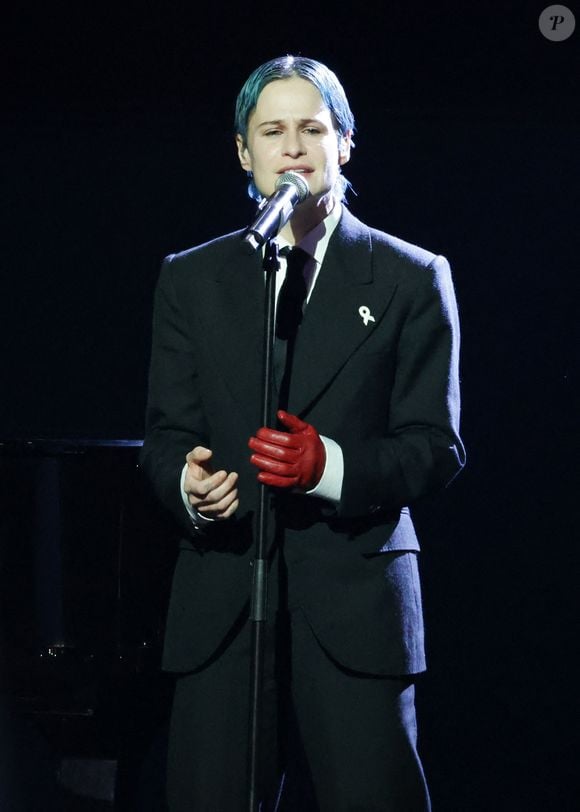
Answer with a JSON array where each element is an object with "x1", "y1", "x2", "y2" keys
[{"x1": 0, "y1": 439, "x2": 177, "y2": 810}]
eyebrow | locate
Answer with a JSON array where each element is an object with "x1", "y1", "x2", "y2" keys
[{"x1": 256, "y1": 118, "x2": 324, "y2": 129}]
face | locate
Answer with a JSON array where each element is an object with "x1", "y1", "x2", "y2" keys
[{"x1": 236, "y1": 76, "x2": 351, "y2": 204}]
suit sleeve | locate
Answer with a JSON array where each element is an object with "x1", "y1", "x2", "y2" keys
[
  {"x1": 336, "y1": 255, "x2": 466, "y2": 518},
  {"x1": 139, "y1": 255, "x2": 210, "y2": 531}
]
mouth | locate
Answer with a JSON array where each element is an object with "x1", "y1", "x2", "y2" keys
[{"x1": 277, "y1": 166, "x2": 313, "y2": 175}]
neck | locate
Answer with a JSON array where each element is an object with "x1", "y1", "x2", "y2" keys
[{"x1": 279, "y1": 192, "x2": 335, "y2": 245}]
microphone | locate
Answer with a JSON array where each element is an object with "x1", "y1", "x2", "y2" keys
[{"x1": 242, "y1": 171, "x2": 310, "y2": 252}]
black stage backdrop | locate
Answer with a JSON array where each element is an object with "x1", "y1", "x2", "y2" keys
[{"x1": 1, "y1": 2, "x2": 578, "y2": 810}]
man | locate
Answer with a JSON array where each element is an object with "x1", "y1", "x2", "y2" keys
[{"x1": 140, "y1": 55, "x2": 465, "y2": 811}]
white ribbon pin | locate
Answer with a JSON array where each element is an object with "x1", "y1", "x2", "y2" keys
[{"x1": 358, "y1": 305, "x2": 376, "y2": 326}]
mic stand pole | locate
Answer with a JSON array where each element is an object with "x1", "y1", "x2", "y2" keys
[{"x1": 248, "y1": 237, "x2": 279, "y2": 812}]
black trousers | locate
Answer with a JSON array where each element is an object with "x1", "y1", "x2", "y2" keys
[{"x1": 165, "y1": 568, "x2": 431, "y2": 811}]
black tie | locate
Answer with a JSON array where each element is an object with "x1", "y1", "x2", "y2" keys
[
  {"x1": 275, "y1": 246, "x2": 309, "y2": 409},
  {"x1": 276, "y1": 246, "x2": 309, "y2": 340}
]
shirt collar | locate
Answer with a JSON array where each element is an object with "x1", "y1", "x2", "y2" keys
[{"x1": 275, "y1": 201, "x2": 342, "y2": 265}]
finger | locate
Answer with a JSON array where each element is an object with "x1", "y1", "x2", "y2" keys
[
  {"x1": 219, "y1": 496, "x2": 240, "y2": 518},
  {"x1": 186, "y1": 447, "x2": 215, "y2": 481},
  {"x1": 196, "y1": 472, "x2": 238, "y2": 505},
  {"x1": 253, "y1": 428, "x2": 301, "y2": 447},
  {"x1": 186, "y1": 446, "x2": 212, "y2": 464},
  {"x1": 185, "y1": 469, "x2": 227, "y2": 498},
  {"x1": 197, "y1": 487, "x2": 239, "y2": 516},
  {"x1": 248, "y1": 437, "x2": 300, "y2": 461},
  {"x1": 250, "y1": 453, "x2": 296, "y2": 477},
  {"x1": 257, "y1": 471, "x2": 298, "y2": 488},
  {"x1": 198, "y1": 500, "x2": 239, "y2": 520},
  {"x1": 276, "y1": 410, "x2": 308, "y2": 432}
]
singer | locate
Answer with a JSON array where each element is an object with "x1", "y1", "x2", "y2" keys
[{"x1": 140, "y1": 55, "x2": 466, "y2": 811}]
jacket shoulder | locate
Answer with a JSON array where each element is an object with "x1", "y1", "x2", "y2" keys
[
  {"x1": 340, "y1": 208, "x2": 440, "y2": 272},
  {"x1": 369, "y1": 227, "x2": 438, "y2": 270},
  {"x1": 165, "y1": 228, "x2": 246, "y2": 268}
]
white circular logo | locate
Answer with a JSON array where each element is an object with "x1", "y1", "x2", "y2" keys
[{"x1": 539, "y1": 5, "x2": 576, "y2": 41}]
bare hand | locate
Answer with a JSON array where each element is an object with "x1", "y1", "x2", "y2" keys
[{"x1": 184, "y1": 447, "x2": 239, "y2": 519}]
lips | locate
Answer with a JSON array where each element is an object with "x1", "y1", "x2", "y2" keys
[{"x1": 277, "y1": 166, "x2": 313, "y2": 174}]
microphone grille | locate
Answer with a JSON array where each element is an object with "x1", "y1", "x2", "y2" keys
[{"x1": 275, "y1": 171, "x2": 310, "y2": 202}]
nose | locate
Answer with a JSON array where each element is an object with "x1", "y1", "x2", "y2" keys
[{"x1": 282, "y1": 130, "x2": 305, "y2": 158}]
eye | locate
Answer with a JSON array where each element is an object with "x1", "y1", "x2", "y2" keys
[
  {"x1": 263, "y1": 129, "x2": 282, "y2": 136},
  {"x1": 303, "y1": 127, "x2": 321, "y2": 135}
]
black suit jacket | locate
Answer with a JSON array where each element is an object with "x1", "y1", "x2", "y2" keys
[{"x1": 140, "y1": 207, "x2": 465, "y2": 676}]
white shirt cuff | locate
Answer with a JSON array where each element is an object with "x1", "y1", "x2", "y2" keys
[
  {"x1": 180, "y1": 462, "x2": 216, "y2": 527},
  {"x1": 307, "y1": 436, "x2": 343, "y2": 506}
]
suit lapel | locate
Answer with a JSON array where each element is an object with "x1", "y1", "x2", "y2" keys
[{"x1": 288, "y1": 209, "x2": 397, "y2": 416}]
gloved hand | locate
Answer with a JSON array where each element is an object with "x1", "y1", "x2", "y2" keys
[{"x1": 248, "y1": 410, "x2": 326, "y2": 491}]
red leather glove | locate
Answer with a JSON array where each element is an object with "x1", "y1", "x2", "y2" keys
[{"x1": 248, "y1": 410, "x2": 326, "y2": 491}]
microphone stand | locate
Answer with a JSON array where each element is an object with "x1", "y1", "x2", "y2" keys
[{"x1": 248, "y1": 237, "x2": 279, "y2": 812}]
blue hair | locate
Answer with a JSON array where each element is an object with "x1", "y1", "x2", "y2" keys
[{"x1": 235, "y1": 55, "x2": 356, "y2": 201}]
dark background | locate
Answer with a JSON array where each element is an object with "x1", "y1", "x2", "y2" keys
[{"x1": 1, "y1": 1, "x2": 578, "y2": 809}]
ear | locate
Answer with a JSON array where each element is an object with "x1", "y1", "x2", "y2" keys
[
  {"x1": 338, "y1": 130, "x2": 352, "y2": 166},
  {"x1": 235, "y1": 134, "x2": 252, "y2": 172}
]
